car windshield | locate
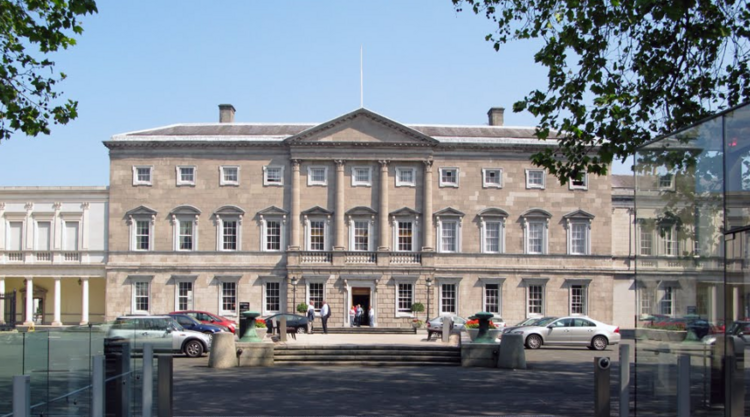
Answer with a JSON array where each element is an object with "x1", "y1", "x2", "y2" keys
[
  {"x1": 536, "y1": 317, "x2": 558, "y2": 326},
  {"x1": 169, "y1": 319, "x2": 185, "y2": 331},
  {"x1": 727, "y1": 322, "x2": 750, "y2": 335}
]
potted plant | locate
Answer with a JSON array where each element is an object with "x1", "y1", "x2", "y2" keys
[
  {"x1": 411, "y1": 302, "x2": 425, "y2": 329},
  {"x1": 464, "y1": 319, "x2": 502, "y2": 342},
  {"x1": 296, "y1": 302, "x2": 308, "y2": 315}
]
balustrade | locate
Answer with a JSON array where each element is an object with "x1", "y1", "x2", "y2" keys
[
  {"x1": 300, "y1": 251, "x2": 332, "y2": 264},
  {"x1": 344, "y1": 252, "x2": 377, "y2": 264},
  {"x1": 390, "y1": 252, "x2": 421, "y2": 264}
]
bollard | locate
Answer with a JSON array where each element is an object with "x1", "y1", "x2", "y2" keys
[
  {"x1": 442, "y1": 317, "x2": 453, "y2": 343},
  {"x1": 142, "y1": 344, "x2": 154, "y2": 417},
  {"x1": 594, "y1": 357, "x2": 611, "y2": 417},
  {"x1": 12, "y1": 375, "x2": 30, "y2": 417},
  {"x1": 677, "y1": 354, "x2": 690, "y2": 417},
  {"x1": 727, "y1": 336, "x2": 745, "y2": 417},
  {"x1": 280, "y1": 316, "x2": 287, "y2": 342},
  {"x1": 619, "y1": 344, "x2": 630, "y2": 417},
  {"x1": 158, "y1": 355, "x2": 173, "y2": 417},
  {"x1": 92, "y1": 355, "x2": 105, "y2": 417}
]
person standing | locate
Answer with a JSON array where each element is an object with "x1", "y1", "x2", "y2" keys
[
  {"x1": 349, "y1": 305, "x2": 356, "y2": 327},
  {"x1": 306, "y1": 302, "x2": 315, "y2": 334},
  {"x1": 368, "y1": 305, "x2": 375, "y2": 327},
  {"x1": 355, "y1": 304, "x2": 363, "y2": 327},
  {"x1": 320, "y1": 301, "x2": 330, "y2": 334}
]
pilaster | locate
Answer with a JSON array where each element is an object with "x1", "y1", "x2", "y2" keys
[
  {"x1": 290, "y1": 159, "x2": 301, "y2": 250},
  {"x1": 378, "y1": 160, "x2": 390, "y2": 251},
  {"x1": 334, "y1": 159, "x2": 345, "y2": 250}
]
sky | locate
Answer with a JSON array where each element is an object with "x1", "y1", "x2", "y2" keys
[{"x1": 0, "y1": 1, "x2": 632, "y2": 186}]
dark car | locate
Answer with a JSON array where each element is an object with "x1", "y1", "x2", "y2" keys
[
  {"x1": 264, "y1": 313, "x2": 309, "y2": 334},
  {"x1": 703, "y1": 321, "x2": 750, "y2": 345},
  {"x1": 168, "y1": 313, "x2": 226, "y2": 339}
]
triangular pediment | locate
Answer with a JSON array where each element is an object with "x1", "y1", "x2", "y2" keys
[
  {"x1": 346, "y1": 206, "x2": 377, "y2": 216},
  {"x1": 257, "y1": 206, "x2": 288, "y2": 216},
  {"x1": 521, "y1": 208, "x2": 552, "y2": 218},
  {"x1": 284, "y1": 108, "x2": 438, "y2": 146},
  {"x1": 434, "y1": 207, "x2": 465, "y2": 217},
  {"x1": 125, "y1": 205, "x2": 158, "y2": 217},
  {"x1": 302, "y1": 206, "x2": 333, "y2": 216},
  {"x1": 562, "y1": 209, "x2": 595, "y2": 220},
  {"x1": 390, "y1": 207, "x2": 420, "y2": 217}
]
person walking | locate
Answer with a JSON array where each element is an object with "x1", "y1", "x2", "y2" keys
[
  {"x1": 355, "y1": 304, "x2": 363, "y2": 327},
  {"x1": 368, "y1": 305, "x2": 375, "y2": 327},
  {"x1": 320, "y1": 301, "x2": 330, "y2": 334},
  {"x1": 349, "y1": 305, "x2": 356, "y2": 327},
  {"x1": 306, "y1": 302, "x2": 315, "y2": 334}
]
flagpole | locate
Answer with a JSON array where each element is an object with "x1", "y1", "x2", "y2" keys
[{"x1": 360, "y1": 45, "x2": 363, "y2": 108}]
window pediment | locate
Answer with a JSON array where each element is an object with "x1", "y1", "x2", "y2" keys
[
  {"x1": 478, "y1": 208, "x2": 509, "y2": 218},
  {"x1": 214, "y1": 205, "x2": 245, "y2": 216},
  {"x1": 521, "y1": 208, "x2": 552, "y2": 219},
  {"x1": 390, "y1": 207, "x2": 420, "y2": 217},
  {"x1": 434, "y1": 207, "x2": 465, "y2": 218},
  {"x1": 170, "y1": 205, "x2": 201, "y2": 216},
  {"x1": 126, "y1": 205, "x2": 158, "y2": 218},
  {"x1": 302, "y1": 206, "x2": 333, "y2": 216},
  {"x1": 346, "y1": 206, "x2": 377, "y2": 217},
  {"x1": 258, "y1": 206, "x2": 288, "y2": 216},
  {"x1": 562, "y1": 209, "x2": 595, "y2": 220}
]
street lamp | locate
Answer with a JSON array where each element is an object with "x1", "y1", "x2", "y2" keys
[
  {"x1": 426, "y1": 276, "x2": 433, "y2": 320},
  {"x1": 291, "y1": 276, "x2": 298, "y2": 312}
]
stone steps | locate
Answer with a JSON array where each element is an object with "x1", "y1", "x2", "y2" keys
[
  {"x1": 318, "y1": 327, "x2": 415, "y2": 334},
  {"x1": 274, "y1": 345, "x2": 460, "y2": 366}
]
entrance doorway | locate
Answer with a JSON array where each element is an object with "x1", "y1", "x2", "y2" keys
[{"x1": 351, "y1": 287, "x2": 371, "y2": 326}]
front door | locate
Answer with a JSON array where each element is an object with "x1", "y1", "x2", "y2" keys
[{"x1": 352, "y1": 287, "x2": 371, "y2": 326}]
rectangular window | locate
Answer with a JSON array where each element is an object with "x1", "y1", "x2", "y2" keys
[
  {"x1": 136, "y1": 220, "x2": 150, "y2": 251},
  {"x1": 36, "y1": 221, "x2": 51, "y2": 250},
  {"x1": 439, "y1": 168, "x2": 459, "y2": 187},
  {"x1": 570, "y1": 285, "x2": 586, "y2": 315},
  {"x1": 309, "y1": 283, "x2": 324, "y2": 312},
  {"x1": 398, "y1": 221, "x2": 413, "y2": 251},
  {"x1": 527, "y1": 222, "x2": 544, "y2": 254},
  {"x1": 482, "y1": 168, "x2": 503, "y2": 188},
  {"x1": 527, "y1": 285, "x2": 543, "y2": 315},
  {"x1": 352, "y1": 167, "x2": 371, "y2": 186},
  {"x1": 396, "y1": 167, "x2": 416, "y2": 187},
  {"x1": 134, "y1": 281, "x2": 150, "y2": 313},
  {"x1": 266, "y1": 282, "x2": 280, "y2": 312},
  {"x1": 661, "y1": 226, "x2": 676, "y2": 256},
  {"x1": 569, "y1": 173, "x2": 588, "y2": 190},
  {"x1": 570, "y1": 223, "x2": 587, "y2": 255},
  {"x1": 354, "y1": 221, "x2": 369, "y2": 251},
  {"x1": 397, "y1": 283, "x2": 413, "y2": 314},
  {"x1": 65, "y1": 221, "x2": 79, "y2": 250},
  {"x1": 308, "y1": 166, "x2": 327, "y2": 186},
  {"x1": 264, "y1": 166, "x2": 283, "y2": 186},
  {"x1": 441, "y1": 284, "x2": 456, "y2": 314},
  {"x1": 484, "y1": 283, "x2": 500, "y2": 314},
  {"x1": 222, "y1": 281, "x2": 236, "y2": 314},
  {"x1": 441, "y1": 221, "x2": 458, "y2": 252},
  {"x1": 8, "y1": 222, "x2": 22, "y2": 251},
  {"x1": 133, "y1": 166, "x2": 152, "y2": 185},
  {"x1": 223, "y1": 220, "x2": 238, "y2": 251},
  {"x1": 639, "y1": 288, "x2": 654, "y2": 316},
  {"x1": 660, "y1": 286, "x2": 674, "y2": 315},
  {"x1": 484, "y1": 222, "x2": 501, "y2": 253},
  {"x1": 179, "y1": 221, "x2": 193, "y2": 250},
  {"x1": 639, "y1": 228, "x2": 653, "y2": 256},
  {"x1": 266, "y1": 220, "x2": 281, "y2": 251},
  {"x1": 526, "y1": 169, "x2": 545, "y2": 189},
  {"x1": 220, "y1": 166, "x2": 239, "y2": 186},
  {"x1": 178, "y1": 281, "x2": 193, "y2": 311},
  {"x1": 659, "y1": 174, "x2": 674, "y2": 189},
  {"x1": 310, "y1": 221, "x2": 325, "y2": 251},
  {"x1": 177, "y1": 166, "x2": 195, "y2": 185}
]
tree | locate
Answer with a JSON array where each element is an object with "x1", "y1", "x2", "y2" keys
[
  {"x1": 0, "y1": 0, "x2": 97, "y2": 141},
  {"x1": 453, "y1": 0, "x2": 750, "y2": 182}
]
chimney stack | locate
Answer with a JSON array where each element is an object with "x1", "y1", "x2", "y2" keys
[
  {"x1": 487, "y1": 107, "x2": 505, "y2": 126},
  {"x1": 219, "y1": 104, "x2": 236, "y2": 123}
]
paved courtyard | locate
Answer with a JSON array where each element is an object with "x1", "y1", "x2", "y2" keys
[{"x1": 173, "y1": 333, "x2": 632, "y2": 416}]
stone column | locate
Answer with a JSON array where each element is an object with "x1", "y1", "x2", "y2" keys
[
  {"x1": 290, "y1": 159, "x2": 301, "y2": 250},
  {"x1": 422, "y1": 160, "x2": 434, "y2": 251},
  {"x1": 378, "y1": 160, "x2": 390, "y2": 250},
  {"x1": 24, "y1": 277, "x2": 33, "y2": 325},
  {"x1": 334, "y1": 160, "x2": 346, "y2": 250},
  {"x1": 80, "y1": 278, "x2": 89, "y2": 325},
  {"x1": 52, "y1": 277, "x2": 62, "y2": 326},
  {"x1": 0, "y1": 277, "x2": 5, "y2": 324}
]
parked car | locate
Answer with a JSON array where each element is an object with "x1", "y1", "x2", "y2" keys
[
  {"x1": 168, "y1": 313, "x2": 227, "y2": 340},
  {"x1": 170, "y1": 310, "x2": 237, "y2": 334},
  {"x1": 106, "y1": 315, "x2": 211, "y2": 358},
  {"x1": 264, "y1": 313, "x2": 309, "y2": 334},
  {"x1": 503, "y1": 316, "x2": 558, "y2": 335},
  {"x1": 504, "y1": 316, "x2": 621, "y2": 350},
  {"x1": 702, "y1": 321, "x2": 750, "y2": 345}
]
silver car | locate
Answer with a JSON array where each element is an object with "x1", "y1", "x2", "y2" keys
[
  {"x1": 504, "y1": 316, "x2": 621, "y2": 350},
  {"x1": 426, "y1": 315, "x2": 506, "y2": 339},
  {"x1": 106, "y1": 315, "x2": 212, "y2": 358}
]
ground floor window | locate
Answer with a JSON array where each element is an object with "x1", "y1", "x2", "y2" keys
[
  {"x1": 177, "y1": 281, "x2": 193, "y2": 311},
  {"x1": 220, "y1": 281, "x2": 236, "y2": 316},
  {"x1": 570, "y1": 285, "x2": 587, "y2": 315},
  {"x1": 308, "y1": 282, "x2": 324, "y2": 312},
  {"x1": 440, "y1": 284, "x2": 456, "y2": 314},
  {"x1": 266, "y1": 282, "x2": 280, "y2": 313},
  {"x1": 397, "y1": 283, "x2": 413, "y2": 314},
  {"x1": 527, "y1": 285, "x2": 544, "y2": 316},
  {"x1": 484, "y1": 283, "x2": 500, "y2": 314},
  {"x1": 133, "y1": 281, "x2": 150, "y2": 314},
  {"x1": 660, "y1": 286, "x2": 675, "y2": 316}
]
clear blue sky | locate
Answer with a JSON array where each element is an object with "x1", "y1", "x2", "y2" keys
[{"x1": 0, "y1": 1, "x2": 632, "y2": 186}]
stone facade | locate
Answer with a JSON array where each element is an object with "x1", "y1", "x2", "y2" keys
[{"x1": 103, "y1": 106, "x2": 620, "y2": 328}]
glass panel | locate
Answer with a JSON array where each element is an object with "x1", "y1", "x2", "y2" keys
[
  {"x1": 309, "y1": 283, "x2": 323, "y2": 312},
  {"x1": 37, "y1": 221, "x2": 51, "y2": 250},
  {"x1": 9, "y1": 221, "x2": 22, "y2": 250},
  {"x1": 441, "y1": 284, "x2": 456, "y2": 313},
  {"x1": 310, "y1": 221, "x2": 325, "y2": 251},
  {"x1": 485, "y1": 283, "x2": 499, "y2": 313},
  {"x1": 398, "y1": 283, "x2": 413, "y2": 313},
  {"x1": 266, "y1": 220, "x2": 281, "y2": 250},
  {"x1": 266, "y1": 282, "x2": 280, "y2": 312},
  {"x1": 485, "y1": 222, "x2": 501, "y2": 253}
]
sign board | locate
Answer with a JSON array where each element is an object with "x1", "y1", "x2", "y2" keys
[{"x1": 239, "y1": 302, "x2": 250, "y2": 313}]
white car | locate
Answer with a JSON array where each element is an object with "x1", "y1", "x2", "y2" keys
[
  {"x1": 106, "y1": 315, "x2": 212, "y2": 358},
  {"x1": 504, "y1": 316, "x2": 621, "y2": 350}
]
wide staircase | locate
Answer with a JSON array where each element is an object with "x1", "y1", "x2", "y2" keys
[
  {"x1": 321, "y1": 326, "x2": 415, "y2": 335},
  {"x1": 274, "y1": 345, "x2": 461, "y2": 366}
]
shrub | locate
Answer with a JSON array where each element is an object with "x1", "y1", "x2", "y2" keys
[
  {"x1": 410, "y1": 302, "x2": 425, "y2": 313},
  {"x1": 296, "y1": 303, "x2": 308, "y2": 314}
]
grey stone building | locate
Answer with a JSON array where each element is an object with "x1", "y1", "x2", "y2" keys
[{"x1": 103, "y1": 105, "x2": 617, "y2": 328}]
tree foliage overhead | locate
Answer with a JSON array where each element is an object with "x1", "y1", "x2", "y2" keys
[
  {"x1": 453, "y1": 0, "x2": 750, "y2": 182},
  {"x1": 0, "y1": 0, "x2": 97, "y2": 140}
]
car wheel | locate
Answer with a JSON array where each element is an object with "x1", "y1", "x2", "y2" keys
[
  {"x1": 591, "y1": 336, "x2": 608, "y2": 351},
  {"x1": 526, "y1": 334, "x2": 542, "y2": 349},
  {"x1": 184, "y1": 340, "x2": 204, "y2": 358},
  {"x1": 296, "y1": 326, "x2": 306, "y2": 334}
]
